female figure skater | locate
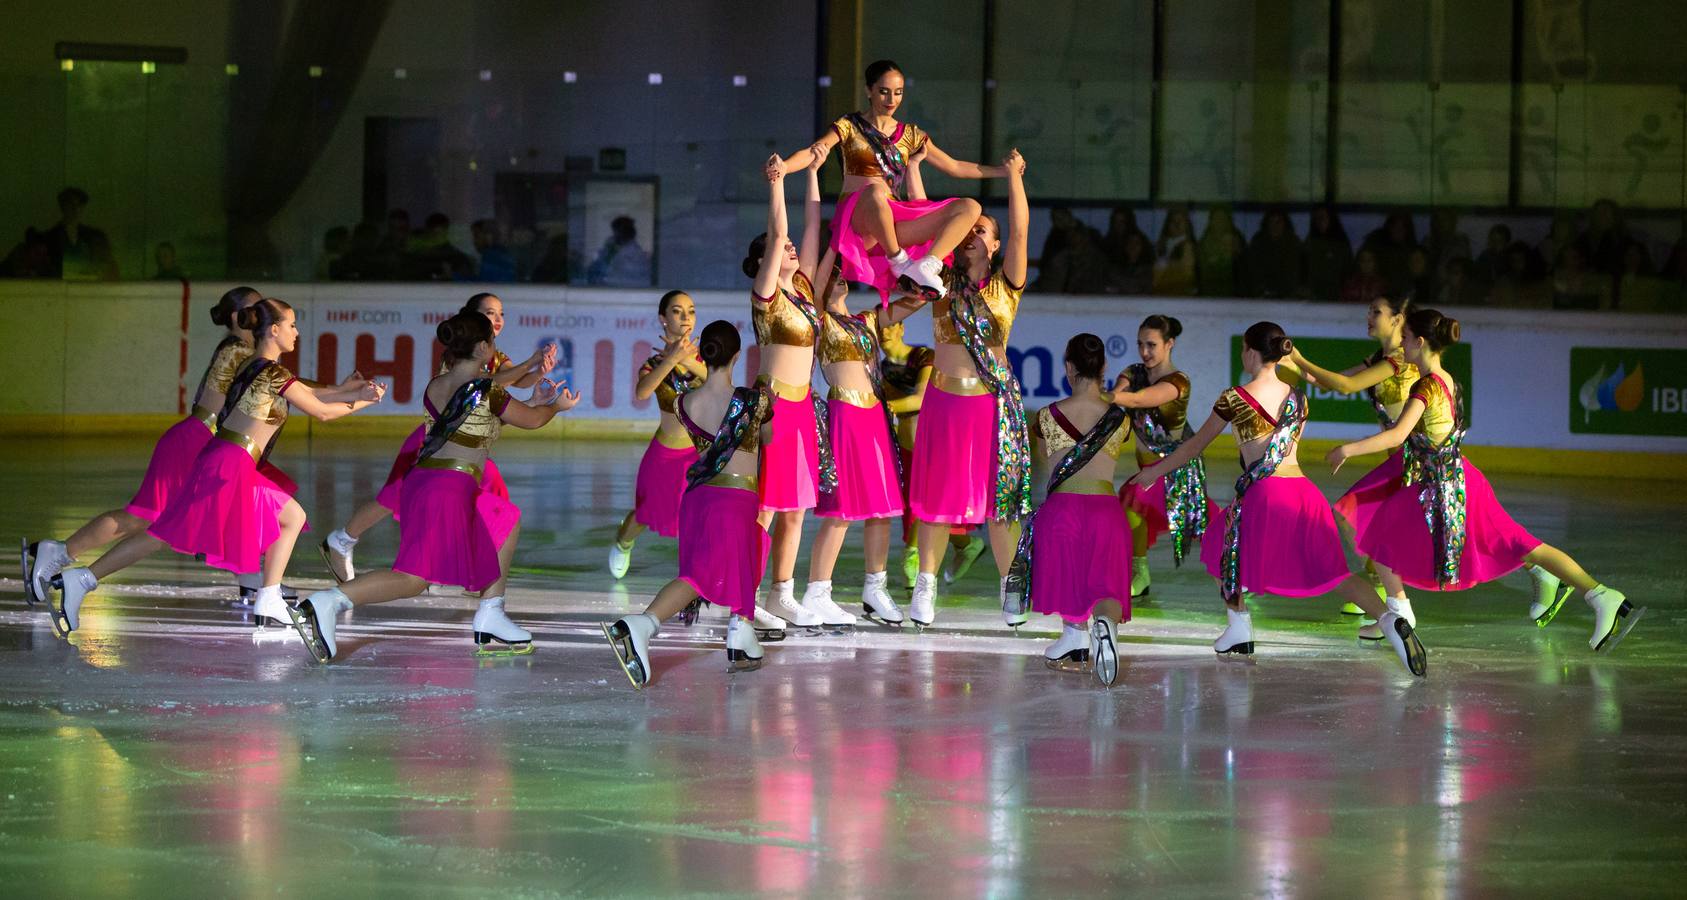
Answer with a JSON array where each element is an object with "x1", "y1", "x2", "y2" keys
[
  {"x1": 1108, "y1": 314, "x2": 1219, "y2": 597},
  {"x1": 1005, "y1": 334, "x2": 1132, "y2": 686},
  {"x1": 24, "y1": 286, "x2": 262, "y2": 604},
  {"x1": 743, "y1": 150, "x2": 828, "y2": 631},
  {"x1": 1129, "y1": 322, "x2": 1427, "y2": 676},
  {"x1": 908, "y1": 149, "x2": 1032, "y2": 629},
  {"x1": 47, "y1": 298, "x2": 387, "y2": 637},
  {"x1": 321, "y1": 292, "x2": 554, "y2": 582},
  {"x1": 776, "y1": 59, "x2": 1011, "y2": 302},
  {"x1": 1325, "y1": 308, "x2": 1643, "y2": 653},
  {"x1": 602, "y1": 321, "x2": 777, "y2": 688},
  {"x1": 608, "y1": 290, "x2": 703, "y2": 578},
  {"x1": 293, "y1": 310, "x2": 580, "y2": 663}
]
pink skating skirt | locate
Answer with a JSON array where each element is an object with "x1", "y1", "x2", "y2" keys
[
  {"x1": 910, "y1": 383, "x2": 996, "y2": 525},
  {"x1": 375, "y1": 425, "x2": 427, "y2": 511},
  {"x1": 1031, "y1": 492, "x2": 1134, "y2": 624},
  {"x1": 832, "y1": 190, "x2": 963, "y2": 303},
  {"x1": 633, "y1": 437, "x2": 698, "y2": 538},
  {"x1": 758, "y1": 390, "x2": 819, "y2": 512},
  {"x1": 1355, "y1": 458, "x2": 1542, "y2": 591},
  {"x1": 817, "y1": 399, "x2": 903, "y2": 520},
  {"x1": 677, "y1": 484, "x2": 770, "y2": 618},
  {"x1": 392, "y1": 466, "x2": 522, "y2": 593},
  {"x1": 1199, "y1": 476, "x2": 1352, "y2": 598},
  {"x1": 1118, "y1": 477, "x2": 1223, "y2": 566},
  {"x1": 1332, "y1": 448, "x2": 1404, "y2": 536},
  {"x1": 125, "y1": 416, "x2": 215, "y2": 522},
  {"x1": 149, "y1": 438, "x2": 295, "y2": 575}
]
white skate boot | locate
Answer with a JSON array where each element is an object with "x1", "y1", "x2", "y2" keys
[
  {"x1": 1379, "y1": 610, "x2": 1427, "y2": 676},
  {"x1": 1091, "y1": 616, "x2": 1120, "y2": 687},
  {"x1": 800, "y1": 580, "x2": 857, "y2": 630},
  {"x1": 250, "y1": 584, "x2": 292, "y2": 628},
  {"x1": 1528, "y1": 565, "x2": 1572, "y2": 627},
  {"x1": 290, "y1": 588, "x2": 351, "y2": 663},
  {"x1": 750, "y1": 606, "x2": 788, "y2": 642},
  {"x1": 607, "y1": 539, "x2": 633, "y2": 580},
  {"x1": 860, "y1": 571, "x2": 905, "y2": 627},
  {"x1": 725, "y1": 614, "x2": 765, "y2": 673},
  {"x1": 1586, "y1": 585, "x2": 1644, "y2": 652},
  {"x1": 1359, "y1": 596, "x2": 1414, "y2": 642},
  {"x1": 1214, "y1": 607, "x2": 1254, "y2": 655},
  {"x1": 473, "y1": 596, "x2": 533, "y2": 656},
  {"x1": 1002, "y1": 576, "x2": 1028, "y2": 630},
  {"x1": 49, "y1": 566, "x2": 96, "y2": 637},
  {"x1": 602, "y1": 612, "x2": 658, "y2": 689},
  {"x1": 892, "y1": 253, "x2": 947, "y2": 301},
  {"x1": 909, "y1": 572, "x2": 937, "y2": 630},
  {"x1": 1044, "y1": 622, "x2": 1090, "y2": 672},
  {"x1": 318, "y1": 528, "x2": 357, "y2": 584},
  {"x1": 768, "y1": 579, "x2": 822, "y2": 632},
  {"x1": 23, "y1": 538, "x2": 71, "y2": 608}
]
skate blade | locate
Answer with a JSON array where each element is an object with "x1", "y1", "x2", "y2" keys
[
  {"x1": 251, "y1": 626, "x2": 300, "y2": 645},
  {"x1": 820, "y1": 621, "x2": 856, "y2": 635},
  {"x1": 20, "y1": 539, "x2": 40, "y2": 607},
  {"x1": 48, "y1": 603, "x2": 72, "y2": 639},
  {"x1": 1392, "y1": 619, "x2": 1428, "y2": 677},
  {"x1": 894, "y1": 275, "x2": 944, "y2": 302},
  {"x1": 285, "y1": 604, "x2": 331, "y2": 664},
  {"x1": 1044, "y1": 653, "x2": 1091, "y2": 674},
  {"x1": 316, "y1": 542, "x2": 351, "y2": 585},
  {"x1": 861, "y1": 610, "x2": 905, "y2": 629},
  {"x1": 600, "y1": 623, "x2": 648, "y2": 690},
  {"x1": 1215, "y1": 642, "x2": 1254, "y2": 656},
  {"x1": 1596, "y1": 604, "x2": 1646, "y2": 654},
  {"x1": 1533, "y1": 584, "x2": 1574, "y2": 628},
  {"x1": 474, "y1": 642, "x2": 534, "y2": 658},
  {"x1": 753, "y1": 627, "x2": 787, "y2": 643},
  {"x1": 1092, "y1": 627, "x2": 1119, "y2": 688},
  {"x1": 726, "y1": 649, "x2": 764, "y2": 673}
]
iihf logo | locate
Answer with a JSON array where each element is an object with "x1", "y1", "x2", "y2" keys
[{"x1": 1577, "y1": 362, "x2": 1644, "y2": 422}]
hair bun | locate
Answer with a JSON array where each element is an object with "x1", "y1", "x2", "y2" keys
[
  {"x1": 210, "y1": 304, "x2": 231, "y2": 327},
  {"x1": 1164, "y1": 316, "x2": 1183, "y2": 339},
  {"x1": 1439, "y1": 317, "x2": 1461, "y2": 345},
  {"x1": 741, "y1": 256, "x2": 759, "y2": 279},
  {"x1": 436, "y1": 320, "x2": 456, "y2": 344}
]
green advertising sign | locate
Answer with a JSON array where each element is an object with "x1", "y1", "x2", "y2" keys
[
  {"x1": 1570, "y1": 346, "x2": 1687, "y2": 436},
  {"x1": 1228, "y1": 336, "x2": 1473, "y2": 425}
]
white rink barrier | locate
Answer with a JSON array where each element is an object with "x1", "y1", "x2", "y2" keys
[{"x1": 2, "y1": 279, "x2": 1685, "y2": 456}]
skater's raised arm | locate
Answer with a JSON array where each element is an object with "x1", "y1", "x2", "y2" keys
[
  {"x1": 905, "y1": 143, "x2": 930, "y2": 201},
  {"x1": 754, "y1": 157, "x2": 790, "y2": 301},
  {"x1": 1001, "y1": 149, "x2": 1030, "y2": 289},
  {"x1": 799, "y1": 151, "x2": 828, "y2": 281},
  {"x1": 778, "y1": 129, "x2": 841, "y2": 177},
  {"x1": 1289, "y1": 345, "x2": 1395, "y2": 395},
  {"x1": 922, "y1": 140, "x2": 1010, "y2": 181}
]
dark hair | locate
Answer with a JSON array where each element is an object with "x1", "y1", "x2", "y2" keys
[
  {"x1": 658, "y1": 290, "x2": 690, "y2": 316},
  {"x1": 1242, "y1": 321, "x2": 1292, "y2": 362},
  {"x1": 437, "y1": 311, "x2": 494, "y2": 364},
  {"x1": 698, "y1": 320, "x2": 740, "y2": 369},
  {"x1": 1374, "y1": 293, "x2": 1411, "y2": 316},
  {"x1": 236, "y1": 297, "x2": 293, "y2": 337},
  {"x1": 57, "y1": 186, "x2": 89, "y2": 207},
  {"x1": 1064, "y1": 333, "x2": 1106, "y2": 381},
  {"x1": 1405, "y1": 308, "x2": 1461, "y2": 352},
  {"x1": 1138, "y1": 314, "x2": 1182, "y2": 341},
  {"x1": 462, "y1": 293, "x2": 499, "y2": 314},
  {"x1": 864, "y1": 59, "x2": 903, "y2": 86},
  {"x1": 743, "y1": 233, "x2": 769, "y2": 279},
  {"x1": 210, "y1": 286, "x2": 261, "y2": 328}
]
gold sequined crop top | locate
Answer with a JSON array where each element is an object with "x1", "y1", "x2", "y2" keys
[
  {"x1": 1408, "y1": 374, "x2": 1459, "y2": 445},
  {"x1": 423, "y1": 380, "x2": 511, "y2": 449},
  {"x1": 197, "y1": 340, "x2": 254, "y2": 406},
  {"x1": 1367, "y1": 348, "x2": 1420, "y2": 413},
  {"x1": 753, "y1": 271, "x2": 819, "y2": 348},
  {"x1": 831, "y1": 116, "x2": 928, "y2": 182},
  {"x1": 232, "y1": 361, "x2": 297, "y2": 426},
  {"x1": 639, "y1": 355, "x2": 705, "y2": 414},
  {"x1": 1142, "y1": 371, "x2": 1192, "y2": 434},
  {"x1": 1213, "y1": 386, "x2": 1285, "y2": 443},
  {"x1": 932, "y1": 271, "x2": 1024, "y2": 347},
  {"x1": 819, "y1": 307, "x2": 880, "y2": 365},
  {"x1": 676, "y1": 391, "x2": 771, "y2": 455},
  {"x1": 1037, "y1": 404, "x2": 1128, "y2": 460}
]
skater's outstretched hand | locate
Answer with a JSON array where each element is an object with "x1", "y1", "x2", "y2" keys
[
  {"x1": 536, "y1": 342, "x2": 558, "y2": 374},
  {"x1": 1325, "y1": 445, "x2": 1349, "y2": 475},
  {"x1": 358, "y1": 381, "x2": 386, "y2": 403},
  {"x1": 531, "y1": 378, "x2": 560, "y2": 406},
  {"x1": 807, "y1": 142, "x2": 830, "y2": 171},
  {"x1": 661, "y1": 332, "x2": 698, "y2": 362},
  {"x1": 1003, "y1": 148, "x2": 1027, "y2": 178},
  {"x1": 552, "y1": 386, "x2": 582, "y2": 411},
  {"x1": 764, "y1": 154, "x2": 785, "y2": 183}
]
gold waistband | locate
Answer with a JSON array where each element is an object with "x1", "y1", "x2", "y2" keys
[
  {"x1": 215, "y1": 428, "x2": 262, "y2": 461},
  {"x1": 191, "y1": 405, "x2": 218, "y2": 430},
  {"x1": 705, "y1": 471, "x2": 759, "y2": 492},
  {"x1": 1266, "y1": 464, "x2": 1305, "y2": 479},
  {"x1": 931, "y1": 370, "x2": 989, "y2": 396},
  {"x1": 756, "y1": 374, "x2": 811, "y2": 402},
  {"x1": 416, "y1": 457, "x2": 484, "y2": 481},
  {"x1": 827, "y1": 386, "x2": 880, "y2": 408},
  {"x1": 1053, "y1": 478, "x2": 1118, "y2": 496},
  {"x1": 654, "y1": 425, "x2": 694, "y2": 450}
]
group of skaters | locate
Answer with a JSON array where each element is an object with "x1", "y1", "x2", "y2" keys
[{"x1": 20, "y1": 61, "x2": 1643, "y2": 689}]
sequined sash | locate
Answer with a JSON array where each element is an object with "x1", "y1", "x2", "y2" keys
[
  {"x1": 418, "y1": 378, "x2": 494, "y2": 463},
  {"x1": 947, "y1": 276, "x2": 1032, "y2": 522},
  {"x1": 218, "y1": 356, "x2": 283, "y2": 465},
  {"x1": 1123, "y1": 364, "x2": 1211, "y2": 566},
  {"x1": 1401, "y1": 373, "x2": 1469, "y2": 587},
  {"x1": 845, "y1": 111, "x2": 908, "y2": 196},
  {"x1": 1219, "y1": 386, "x2": 1307, "y2": 604},
  {"x1": 683, "y1": 386, "x2": 774, "y2": 491}
]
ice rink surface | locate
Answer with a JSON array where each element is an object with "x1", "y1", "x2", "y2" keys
[{"x1": 2, "y1": 434, "x2": 1684, "y2": 897}]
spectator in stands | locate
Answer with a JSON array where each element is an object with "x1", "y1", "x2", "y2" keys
[
  {"x1": 315, "y1": 226, "x2": 348, "y2": 281},
  {"x1": 1362, "y1": 211, "x2": 1417, "y2": 287},
  {"x1": 1438, "y1": 257, "x2": 1483, "y2": 306},
  {"x1": 1551, "y1": 244, "x2": 1609, "y2": 309},
  {"x1": 1246, "y1": 208, "x2": 1301, "y2": 298},
  {"x1": 1100, "y1": 206, "x2": 1147, "y2": 272},
  {"x1": 1491, "y1": 241, "x2": 1549, "y2": 308},
  {"x1": 585, "y1": 216, "x2": 652, "y2": 286},
  {"x1": 1400, "y1": 247, "x2": 1434, "y2": 303},
  {"x1": 331, "y1": 222, "x2": 382, "y2": 281},
  {"x1": 1038, "y1": 207, "x2": 1089, "y2": 280},
  {"x1": 2, "y1": 228, "x2": 53, "y2": 278},
  {"x1": 44, "y1": 186, "x2": 118, "y2": 280},
  {"x1": 1111, "y1": 230, "x2": 1154, "y2": 295},
  {"x1": 1576, "y1": 198, "x2": 1630, "y2": 275},
  {"x1": 402, "y1": 212, "x2": 475, "y2": 281},
  {"x1": 1424, "y1": 209, "x2": 1472, "y2": 271},
  {"x1": 1043, "y1": 222, "x2": 1112, "y2": 293},
  {"x1": 1473, "y1": 224, "x2": 1511, "y2": 294},
  {"x1": 1196, "y1": 205, "x2": 1244, "y2": 297},
  {"x1": 1152, "y1": 205, "x2": 1197, "y2": 296},
  {"x1": 473, "y1": 219, "x2": 516, "y2": 282},
  {"x1": 153, "y1": 242, "x2": 185, "y2": 280},
  {"x1": 1536, "y1": 210, "x2": 1577, "y2": 270},
  {"x1": 1613, "y1": 241, "x2": 1664, "y2": 311},
  {"x1": 1341, "y1": 247, "x2": 1386, "y2": 304},
  {"x1": 1301, "y1": 205, "x2": 1352, "y2": 302}
]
